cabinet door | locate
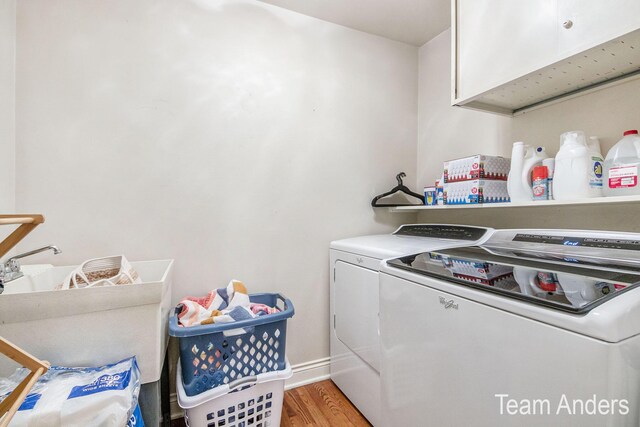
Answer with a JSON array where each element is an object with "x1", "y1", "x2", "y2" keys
[
  {"x1": 558, "y1": 0, "x2": 640, "y2": 55},
  {"x1": 455, "y1": 0, "x2": 558, "y2": 101}
]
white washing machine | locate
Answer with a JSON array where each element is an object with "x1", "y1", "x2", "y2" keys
[
  {"x1": 330, "y1": 224, "x2": 492, "y2": 426},
  {"x1": 380, "y1": 228, "x2": 640, "y2": 427}
]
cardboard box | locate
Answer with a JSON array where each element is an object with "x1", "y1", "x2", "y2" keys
[
  {"x1": 444, "y1": 179, "x2": 510, "y2": 204},
  {"x1": 444, "y1": 154, "x2": 510, "y2": 183}
]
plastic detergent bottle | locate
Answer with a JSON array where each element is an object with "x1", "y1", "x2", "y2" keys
[
  {"x1": 553, "y1": 131, "x2": 604, "y2": 200},
  {"x1": 507, "y1": 142, "x2": 549, "y2": 202},
  {"x1": 589, "y1": 136, "x2": 602, "y2": 154},
  {"x1": 603, "y1": 130, "x2": 640, "y2": 196}
]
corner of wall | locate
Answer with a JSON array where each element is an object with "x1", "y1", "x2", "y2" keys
[
  {"x1": 0, "y1": 0, "x2": 17, "y2": 213},
  {"x1": 416, "y1": 26, "x2": 513, "y2": 189}
]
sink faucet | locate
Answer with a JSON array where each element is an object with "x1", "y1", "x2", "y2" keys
[{"x1": 0, "y1": 245, "x2": 62, "y2": 294}]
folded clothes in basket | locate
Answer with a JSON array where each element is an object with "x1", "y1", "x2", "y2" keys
[{"x1": 177, "y1": 280, "x2": 279, "y2": 330}]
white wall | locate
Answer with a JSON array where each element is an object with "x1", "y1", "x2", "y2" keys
[
  {"x1": 14, "y1": 0, "x2": 418, "y2": 368},
  {"x1": 417, "y1": 28, "x2": 511, "y2": 187},
  {"x1": 0, "y1": 0, "x2": 15, "y2": 213}
]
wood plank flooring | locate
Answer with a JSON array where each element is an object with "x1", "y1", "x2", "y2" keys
[
  {"x1": 171, "y1": 380, "x2": 371, "y2": 427},
  {"x1": 281, "y1": 380, "x2": 371, "y2": 427}
]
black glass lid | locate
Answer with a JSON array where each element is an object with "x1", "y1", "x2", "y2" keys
[
  {"x1": 393, "y1": 225, "x2": 488, "y2": 241},
  {"x1": 387, "y1": 246, "x2": 640, "y2": 314}
]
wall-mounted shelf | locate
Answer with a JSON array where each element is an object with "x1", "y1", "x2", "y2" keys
[{"x1": 390, "y1": 195, "x2": 640, "y2": 213}]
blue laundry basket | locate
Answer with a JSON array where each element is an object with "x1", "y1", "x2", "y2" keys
[{"x1": 169, "y1": 293, "x2": 294, "y2": 397}]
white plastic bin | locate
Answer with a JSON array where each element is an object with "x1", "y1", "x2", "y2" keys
[{"x1": 177, "y1": 358, "x2": 292, "y2": 427}]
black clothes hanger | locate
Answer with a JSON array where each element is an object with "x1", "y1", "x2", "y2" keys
[{"x1": 371, "y1": 172, "x2": 425, "y2": 207}]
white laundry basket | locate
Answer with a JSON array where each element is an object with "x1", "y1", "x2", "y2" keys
[{"x1": 177, "y1": 358, "x2": 292, "y2": 427}]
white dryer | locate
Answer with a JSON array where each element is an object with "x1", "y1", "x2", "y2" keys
[
  {"x1": 330, "y1": 224, "x2": 492, "y2": 426},
  {"x1": 381, "y1": 228, "x2": 640, "y2": 427}
]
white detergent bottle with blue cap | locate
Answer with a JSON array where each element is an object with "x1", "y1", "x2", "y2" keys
[{"x1": 553, "y1": 131, "x2": 604, "y2": 200}]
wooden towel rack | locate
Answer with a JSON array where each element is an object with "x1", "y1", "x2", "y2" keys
[
  {"x1": 0, "y1": 215, "x2": 45, "y2": 260},
  {"x1": 0, "y1": 337, "x2": 49, "y2": 427},
  {"x1": 0, "y1": 214, "x2": 47, "y2": 425}
]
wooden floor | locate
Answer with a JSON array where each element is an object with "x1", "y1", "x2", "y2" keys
[
  {"x1": 171, "y1": 380, "x2": 371, "y2": 427},
  {"x1": 281, "y1": 380, "x2": 371, "y2": 427}
]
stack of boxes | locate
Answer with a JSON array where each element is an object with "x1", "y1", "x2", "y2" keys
[{"x1": 443, "y1": 154, "x2": 511, "y2": 205}]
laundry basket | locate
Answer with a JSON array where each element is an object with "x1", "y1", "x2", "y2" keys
[
  {"x1": 170, "y1": 293, "x2": 294, "y2": 396},
  {"x1": 177, "y1": 358, "x2": 292, "y2": 427}
]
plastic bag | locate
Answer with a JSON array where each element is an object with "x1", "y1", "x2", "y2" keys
[{"x1": 0, "y1": 357, "x2": 142, "y2": 427}]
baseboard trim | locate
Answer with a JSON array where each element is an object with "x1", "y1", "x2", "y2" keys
[
  {"x1": 170, "y1": 393, "x2": 182, "y2": 420},
  {"x1": 170, "y1": 357, "x2": 331, "y2": 420},
  {"x1": 285, "y1": 356, "x2": 331, "y2": 390}
]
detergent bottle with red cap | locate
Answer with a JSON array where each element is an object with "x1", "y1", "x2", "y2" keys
[{"x1": 603, "y1": 129, "x2": 640, "y2": 196}]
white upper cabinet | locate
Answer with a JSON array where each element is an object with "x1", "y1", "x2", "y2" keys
[
  {"x1": 557, "y1": 0, "x2": 640, "y2": 55},
  {"x1": 455, "y1": 0, "x2": 558, "y2": 104},
  {"x1": 453, "y1": 0, "x2": 640, "y2": 115}
]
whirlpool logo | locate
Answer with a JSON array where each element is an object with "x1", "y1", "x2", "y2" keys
[{"x1": 439, "y1": 296, "x2": 459, "y2": 310}]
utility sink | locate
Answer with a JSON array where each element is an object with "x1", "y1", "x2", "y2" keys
[
  {"x1": 0, "y1": 260, "x2": 173, "y2": 384},
  {"x1": 2, "y1": 264, "x2": 62, "y2": 294}
]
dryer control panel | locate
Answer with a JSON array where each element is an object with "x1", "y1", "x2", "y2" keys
[
  {"x1": 393, "y1": 224, "x2": 488, "y2": 241},
  {"x1": 513, "y1": 233, "x2": 640, "y2": 251}
]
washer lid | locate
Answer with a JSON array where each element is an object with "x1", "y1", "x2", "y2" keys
[
  {"x1": 331, "y1": 224, "x2": 491, "y2": 260},
  {"x1": 387, "y1": 245, "x2": 640, "y2": 314},
  {"x1": 330, "y1": 234, "x2": 442, "y2": 260}
]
